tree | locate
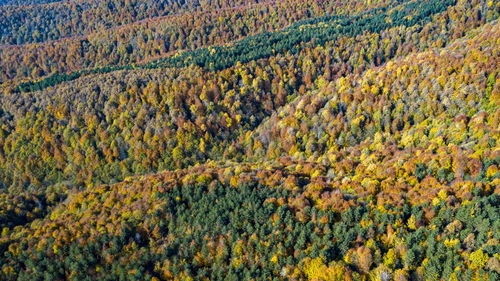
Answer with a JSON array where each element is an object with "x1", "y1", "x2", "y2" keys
[{"x1": 356, "y1": 246, "x2": 373, "y2": 274}]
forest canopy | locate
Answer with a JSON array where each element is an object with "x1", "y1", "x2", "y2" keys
[{"x1": 0, "y1": 0, "x2": 498, "y2": 280}]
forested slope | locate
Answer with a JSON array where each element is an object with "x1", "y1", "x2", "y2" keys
[
  {"x1": 1, "y1": 0, "x2": 496, "y2": 192},
  {"x1": 0, "y1": 0, "x2": 498, "y2": 280},
  {"x1": 0, "y1": 0, "x2": 382, "y2": 83}
]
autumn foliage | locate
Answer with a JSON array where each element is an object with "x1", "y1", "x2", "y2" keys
[{"x1": 0, "y1": 0, "x2": 498, "y2": 280}]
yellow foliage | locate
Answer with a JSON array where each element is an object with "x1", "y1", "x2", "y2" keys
[
  {"x1": 361, "y1": 218, "x2": 373, "y2": 229},
  {"x1": 49, "y1": 208, "x2": 64, "y2": 221},
  {"x1": 469, "y1": 249, "x2": 489, "y2": 270},
  {"x1": 132, "y1": 209, "x2": 143, "y2": 221},
  {"x1": 393, "y1": 269, "x2": 409, "y2": 281},
  {"x1": 384, "y1": 248, "x2": 397, "y2": 269},
  {"x1": 344, "y1": 249, "x2": 354, "y2": 264},
  {"x1": 444, "y1": 238, "x2": 460, "y2": 248},
  {"x1": 407, "y1": 215, "x2": 416, "y2": 230},
  {"x1": 196, "y1": 174, "x2": 212, "y2": 185},
  {"x1": 432, "y1": 197, "x2": 441, "y2": 206},
  {"x1": 438, "y1": 189, "x2": 447, "y2": 201},
  {"x1": 230, "y1": 176, "x2": 239, "y2": 187},
  {"x1": 232, "y1": 257, "x2": 241, "y2": 268},
  {"x1": 2, "y1": 266, "x2": 13, "y2": 276},
  {"x1": 302, "y1": 257, "x2": 345, "y2": 280},
  {"x1": 311, "y1": 168, "x2": 324, "y2": 178},
  {"x1": 366, "y1": 239, "x2": 375, "y2": 249},
  {"x1": 486, "y1": 165, "x2": 498, "y2": 178}
]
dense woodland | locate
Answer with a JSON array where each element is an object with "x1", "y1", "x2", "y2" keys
[
  {"x1": 0, "y1": 0, "x2": 390, "y2": 83},
  {"x1": 0, "y1": 0, "x2": 499, "y2": 280},
  {"x1": 13, "y1": 0, "x2": 456, "y2": 92}
]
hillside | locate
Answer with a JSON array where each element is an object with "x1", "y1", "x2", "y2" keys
[{"x1": 0, "y1": 0, "x2": 499, "y2": 280}]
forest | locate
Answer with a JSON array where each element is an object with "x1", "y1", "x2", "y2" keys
[
  {"x1": 14, "y1": 0, "x2": 455, "y2": 92},
  {"x1": 0, "y1": 0, "x2": 499, "y2": 280}
]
